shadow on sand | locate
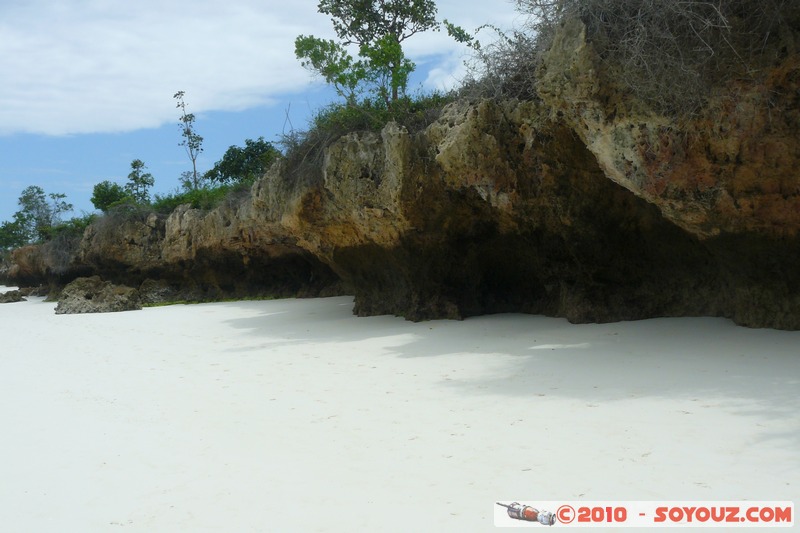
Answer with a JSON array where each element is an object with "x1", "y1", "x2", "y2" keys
[{"x1": 221, "y1": 296, "x2": 800, "y2": 446}]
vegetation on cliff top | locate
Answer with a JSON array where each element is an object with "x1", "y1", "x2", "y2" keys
[
  {"x1": 500, "y1": 0, "x2": 799, "y2": 115},
  {"x1": 0, "y1": 186, "x2": 87, "y2": 251},
  {"x1": 296, "y1": 0, "x2": 440, "y2": 108},
  {"x1": 283, "y1": 0, "x2": 465, "y2": 177}
]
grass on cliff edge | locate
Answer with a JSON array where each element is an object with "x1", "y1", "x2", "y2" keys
[
  {"x1": 279, "y1": 91, "x2": 455, "y2": 182},
  {"x1": 151, "y1": 182, "x2": 252, "y2": 215}
]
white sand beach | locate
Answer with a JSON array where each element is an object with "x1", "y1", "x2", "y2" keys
[{"x1": 0, "y1": 286, "x2": 797, "y2": 532}]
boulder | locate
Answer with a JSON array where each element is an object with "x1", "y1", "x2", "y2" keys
[
  {"x1": 138, "y1": 278, "x2": 181, "y2": 305},
  {"x1": 19, "y1": 285, "x2": 49, "y2": 297},
  {"x1": 55, "y1": 276, "x2": 141, "y2": 314},
  {"x1": 0, "y1": 290, "x2": 25, "y2": 304}
]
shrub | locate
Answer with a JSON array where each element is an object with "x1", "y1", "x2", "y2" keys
[
  {"x1": 456, "y1": 26, "x2": 541, "y2": 101},
  {"x1": 45, "y1": 214, "x2": 97, "y2": 240},
  {"x1": 513, "y1": 0, "x2": 799, "y2": 115},
  {"x1": 204, "y1": 137, "x2": 281, "y2": 186},
  {"x1": 392, "y1": 91, "x2": 455, "y2": 132},
  {"x1": 279, "y1": 90, "x2": 455, "y2": 184},
  {"x1": 41, "y1": 231, "x2": 82, "y2": 276},
  {"x1": 91, "y1": 181, "x2": 129, "y2": 212},
  {"x1": 152, "y1": 185, "x2": 236, "y2": 214}
]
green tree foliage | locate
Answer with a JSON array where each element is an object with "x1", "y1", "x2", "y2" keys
[
  {"x1": 152, "y1": 186, "x2": 234, "y2": 214},
  {"x1": 47, "y1": 213, "x2": 97, "y2": 240},
  {"x1": 48, "y1": 193, "x2": 72, "y2": 227},
  {"x1": 295, "y1": 0, "x2": 439, "y2": 108},
  {"x1": 125, "y1": 159, "x2": 155, "y2": 203},
  {"x1": 17, "y1": 185, "x2": 48, "y2": 241},
  {"x1": 295, "y1": 35, "x2": 366, "y2": 104},
  {"x1": 174, "y1": 91, "x2": 205, "y2": 190},
  {"x1": 0, "y1": 212, "x2": 29, "y2": 250},
  {"x1": 18, "y1": 186, "x2": 73, "y2": 241},
  {"x1": 204, "y1": 137, "x2": 281, "y2": 185},
  {"x1": 91, "y1": 180, "x2": 128, "y2": 212},
  {"x1": 7, "y1": 185, "x2": 73, "y2": 243}
]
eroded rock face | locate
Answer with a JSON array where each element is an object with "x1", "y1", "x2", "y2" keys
[
  {"x1": 7, "y1": 239, "x2": 91, "y2": 291},
  {"x1": 55, "y1": 276, "x2": 141, "y2": 314},
  {"x1": 246, "y1": 90, "x2": 797, "y2": 327},
  {"x1": 70, "y1": 197, "x2": 342, "y2": 302},
  {"x1": 537, "y1": 18, "x2": 800, "y2": 239},
  {"x1": 288, "y1": 102, "x2": 725, "y2": 322}
]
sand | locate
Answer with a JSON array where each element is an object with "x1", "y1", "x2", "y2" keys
[{"x1": 0, "y1": 286, "x2": 797, "y2": 531}]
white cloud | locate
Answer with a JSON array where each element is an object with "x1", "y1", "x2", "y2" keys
[
  {"x1": 0, "y1": 0, "x2": 521, "y2": 136},
  {"x1": 1, "y1": 0, "x2": 328, "y2": 135},
  {"x1": 424, "y1": 56, "x2": 470, "y2": 92}
]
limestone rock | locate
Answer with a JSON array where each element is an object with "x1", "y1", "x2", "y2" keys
[
  {"x1": 78, "y1": 211, "x2": 166, "y2": 274},
  {"x1": 19, "y1": 285, "x2": 49, "y2": 297},
  {"x1": 138, "y1": 278, "x2": 181, "y2": 305},
  {"x1": 537, "y1": 18, "x2": 800, "y2": 238},
  {"x1": 0, "y1": 290, "x2": 25, "y2": 304},
  {"x1": 55, "y1": 276, "x2": 141, "y2": 314}
]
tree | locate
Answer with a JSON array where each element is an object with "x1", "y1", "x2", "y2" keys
[
  {"x1": 91, "y1": 180, "x2": 128, "y2": 212},
  {"x1": 295, "y1": 35, "x2": 366, "y2": 104},
  {"x1": 0, "y1": 212, "x2": 28, "y2": 250},
  {"x1": 295, "y1": 0, "x2": 439, "y2": 108},
  {"x1": 204, "y1": 137, "x2": 281, "y2": 185},
  {"x1": 48, "y1": 193, "x2": 73, "y2": 224},
  {"x1": 125, "y1": 159, "x2": 154, "y2": 203},
  {"x1": 174, "y1": 91, "x2": 204, "y2": 190},
  {"x1": 15, "y1": 185, "x2": 72, "y2": 242},
  {"x1": 17, "y1": 185, "x2": 48, "y2": 241}
]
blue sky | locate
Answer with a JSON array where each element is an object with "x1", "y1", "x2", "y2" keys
[{"x1": 0, "y1": 0, "x2": 522, "y2": 223}]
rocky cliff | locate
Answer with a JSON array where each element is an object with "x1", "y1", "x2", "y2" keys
[{"x1": 5, "y1": 19, "x2": 800, "y2": 328}]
